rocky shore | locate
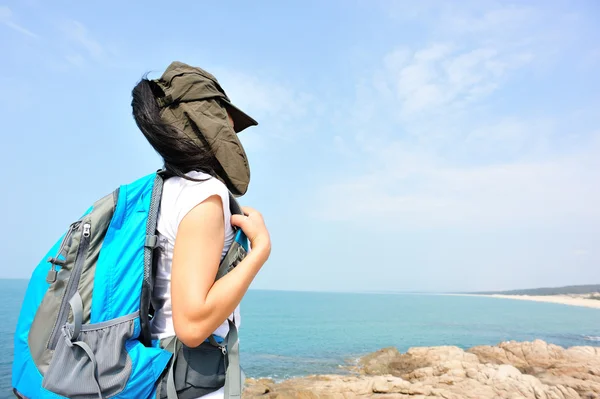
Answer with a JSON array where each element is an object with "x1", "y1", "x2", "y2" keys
[{"x1": 243, "y1": 340, "x2": 600, "y2": 398}]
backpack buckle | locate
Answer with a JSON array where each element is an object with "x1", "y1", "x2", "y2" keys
[{"x1": 145, "y1": 235, "x2": 159, "y2": 249}]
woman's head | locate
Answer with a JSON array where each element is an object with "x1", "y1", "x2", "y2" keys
[
  {"x1": 131, "y1": 62, "x2": 258, "y2": 195},
  {"x1": 131, "y1": 77, "x2": 216, "y2": 180}
]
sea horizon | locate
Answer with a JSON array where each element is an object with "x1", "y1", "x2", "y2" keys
[{"x1": 7, "y1": 277, "x2": 598, "y2": 296}]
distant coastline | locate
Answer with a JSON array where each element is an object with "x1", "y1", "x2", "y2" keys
[
  {"x1": 450, "y1": 293, "x2": 600, "y2": 309},
  {"x1": 468, "y1": 284, "x2": 600, "y2": 296},
  {"x1": 443, "y1": 284, "x2": 600, "y2": 309}
]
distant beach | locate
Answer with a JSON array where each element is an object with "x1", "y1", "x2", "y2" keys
[{"x1": 449, "y1": 293, "x2": 600, "y2": 309}]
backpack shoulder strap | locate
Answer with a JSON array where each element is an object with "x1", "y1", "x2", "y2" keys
[
  {"x1": 220, "y1": 191, "x2": 245, "y2": 398},
  {"x1": 140, "y1": 172, "x2": 165, "y2": 347},
  {"x1": 215, "y1": 192, "x2": 248, "y2": 281},
  {"x1": 228, "y1": 192, "x2": 243, "y2": 216}
]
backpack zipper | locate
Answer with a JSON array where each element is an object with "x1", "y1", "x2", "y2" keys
[
  {"x1": 47, "y1": 221, "x2": 92, "y2": 350},
  {"x1": 46, "y1": 221, "x2": 81, "y2": 284}
]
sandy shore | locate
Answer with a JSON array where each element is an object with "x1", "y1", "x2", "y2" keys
[{"x1": 451, "y1": 293, "x2": 600, "y2": 309}]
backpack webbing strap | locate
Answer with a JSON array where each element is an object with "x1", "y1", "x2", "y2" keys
[
  {"x1": 223, "y1": 318, "x2": 242, "y2": 399},
  {"x1": 222, "y1": 193, "x2": 244, "y2": 398},
  {"x1": 69, "y1": 341, "x2": 103, "y2": 399},
  {"x1": 65, "y1": 292, "x2": 104, "y2": 399},
  {"x1": 228, "y1": 192, "x2": 243, "y2": 216},
  {"x1": 140, "y1": 173, "x2": 164, "y2": 347},
  {"x1": 165, "y1": 337, "x2": 181, "y2": 399},
  {"x1": 69, "y1": 291, "x2": 84, "y2": 340}
]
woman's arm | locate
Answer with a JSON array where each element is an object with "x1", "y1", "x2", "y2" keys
[{"x1": 170, "y1": 195, "x2": 271, "y2": 347}]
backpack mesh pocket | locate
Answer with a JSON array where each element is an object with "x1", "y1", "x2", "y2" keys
[{"x1": 42, "y1": 312, "x2": 138, "y2": 399}]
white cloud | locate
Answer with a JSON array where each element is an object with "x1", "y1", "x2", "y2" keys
[
  {"x1": 573, "y1": 249, "x2": 589, "y2": 258},
  {"x1": 0, "y1": 6, "x2": 37, "y2": 38},
  {"x1": 61, "y1": 20, "x2": 104, "y2": 60},
  {"x1": 318, "y1": 135, "x2": 600, "y2": 229},
  {"x1": 333, "y1": 135, "x2": 354, "y2": 157},
  {"x1": 65, "y1": 54, "x2": 85, "y2": 67},
  {"x1": 414, "y1": 43, "x2": 454, "y2": 62},
  {"x1": 376, "y1": 43, "x2": 533, "y2": 119},
  {"x1": 215, "y1": 69, "x2": 315, "y2": 143},
  {"x1": 441, "y1": 4, "x2": 535, "y2": 37},
  {"x1": 315, "y1": 2, "x2": 600, "y2": 232},
  {"x1": 217, "y1": 70, "x2": 311, "y2": 119}
]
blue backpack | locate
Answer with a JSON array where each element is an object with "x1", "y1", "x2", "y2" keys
[{"x1": 12, "y1": 171, "x2": 247, "y2": 399}]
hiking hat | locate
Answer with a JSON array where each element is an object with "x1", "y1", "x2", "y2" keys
[{"x1": 152, "y1": 61, "x2": 258, "y2": 196}]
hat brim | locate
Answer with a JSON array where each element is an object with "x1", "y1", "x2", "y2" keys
[{"x1": 222, "y1": 100, "x2": 258, "y2": 133}]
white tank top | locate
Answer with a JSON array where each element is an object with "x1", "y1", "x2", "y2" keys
[{"x1": 149, "y1": 170, "x2": 240, "y2": 341}]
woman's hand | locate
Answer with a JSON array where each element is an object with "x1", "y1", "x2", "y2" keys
[{"x1": 231, "y1": 206, "x2": 271, "y2": 262}]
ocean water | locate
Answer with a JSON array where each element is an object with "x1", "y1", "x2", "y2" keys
[{"x1": 2, "y1": 279, "x2": 600, "y2": 398}]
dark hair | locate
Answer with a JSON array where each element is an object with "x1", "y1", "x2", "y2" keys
[{"x1": 131, "y1": 76, "x2": 215, "y2": 181}]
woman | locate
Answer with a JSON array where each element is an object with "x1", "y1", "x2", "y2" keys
[{"x1": 131, "y1": 61, "x2": 271, "y2": 398}]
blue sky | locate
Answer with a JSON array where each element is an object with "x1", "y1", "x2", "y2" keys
[{"x1": 1, "y1": 1, "x2": 598, "y2": 292}]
